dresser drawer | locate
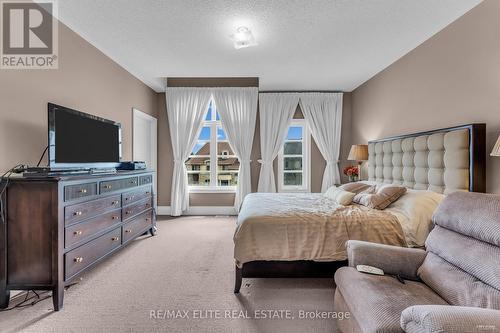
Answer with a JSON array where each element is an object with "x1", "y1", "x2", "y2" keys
[
  {"x1": 64, "y1": 227, "x2": 121, "y2": 280},
  {"x1": 65, "y1": 209, "x2": 122, "y2": 248},
  {"x1": 65, "y1": 195, "x2": 121, "y2": 226},
  {"x1": 122, "y1": 210, "x2": 153, "y2": 243},
  {"x1": 122, "y1": 197, "x2": 152, "y2": 221},
  {"x1": 122, "y1": 186, "x2": 152, "y2": 205},
  {"x1": 139, "y1": 174, "x2": 153, "y2": 186},
  {"x1": 100, "y1": 177, "x2": 138, "y2": 194},
  {"x1": 64, "y1": 182, "x2": 97, "y2": 202}
]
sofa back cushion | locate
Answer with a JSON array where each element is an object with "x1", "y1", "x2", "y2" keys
[
  {"x1": 432, "y1": 191, "x2": 500, "y2": 246},
  {"x1": 420, "y1": 192, "x2": 500, "y2": 309},
  {"x1": 418, "y1": 252, "x2": 500, "y2": 309},
  {"x1": 419, "y1": 227, "x2": 500, "y2": 309},
  {"x1": 424, "y1": 226, "x2": 500, "y2": 291}
]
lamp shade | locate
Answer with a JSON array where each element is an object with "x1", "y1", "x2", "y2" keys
[
  {"x1": 491, "y1": 136, "x2": 500, "y2": 156},
  {"x1": 348, "y1": 144, "x2": 368, "y2": 161}
]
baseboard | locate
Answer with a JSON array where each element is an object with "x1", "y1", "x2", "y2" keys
[
  {"x1": 157, "y1": 206, "x2": 237, "y2": 216},
  {"x1": 156, "y1": 206, "x2": 172, "y2": 215}
]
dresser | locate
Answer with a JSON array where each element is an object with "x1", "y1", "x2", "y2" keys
[{"x1": 0, "y1": 170, "x2": 156, "y2": 311}]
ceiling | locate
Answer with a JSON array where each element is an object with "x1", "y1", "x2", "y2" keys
[{"x1": 57, "y1": 0, "x2": 482, "y2": 92}]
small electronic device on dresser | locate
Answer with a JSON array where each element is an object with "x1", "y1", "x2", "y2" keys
[
  {"x1": 117, "y1": 161, "x2": 147, "y2": 170},
  {"x1": 0, "y1": 103, "x2": 157, "y2": 311}
]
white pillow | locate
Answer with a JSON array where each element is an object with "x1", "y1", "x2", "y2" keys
[
  {"x1": 324, "y1": 186, "x2": 356, "y2": 206},
  {"x1": 385, "y1": 189, "x2": 445, "y2": 247}
]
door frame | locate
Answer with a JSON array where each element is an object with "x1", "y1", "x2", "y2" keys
[{"x1": 132, "y1": 108, "x2": 158, "y2": 208}]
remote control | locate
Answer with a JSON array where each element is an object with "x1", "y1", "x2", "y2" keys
[{"x1": 356, "y1": 265, "x2": 384, "y2": 276}]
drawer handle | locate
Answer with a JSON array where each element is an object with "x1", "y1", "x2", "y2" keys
[
  {"x1": 125, "y1": 210, "x2": 132, "y2": 215},
  {"x1": 112, "y1": 216, "x2": 120, "y2": 220},
  {"x1": 73, "y1": 211, "x2": 83, "y2": 216},
  {"x1": 130, "y1": 180, "x2": 136, "y2": 184},
  {"x1": 111, "y1": 236, "x2": 120, "y2": 241},
  {"x1": 79, "y1": 188, "x2": 87, "y2": 194},
  {"x1": 125, "y1": 229, "x2": 132, "y2": 233},
  {"x1": 111, "y1": 200, "x2": 119, "y2": 205},
  {"x1": 103, "y1": 185, "x2": 112, "y2": 189},
  {"x1": 126, "y1": 196, "x2": 134, "y2": 201},
  {"x1": 74, "y1": 257, "x2": 83, "y2": 263},
  {"x1": 74, "y1": 230, "x2": 83, "y2": 236}
]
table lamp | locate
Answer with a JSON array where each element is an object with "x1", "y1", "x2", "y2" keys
[
  {"x1": 348, "y1": 144, "x2": 369, "y2": 180},
  {"x1": 491, "y1": 135, "x2": 500, "y2": 156}
]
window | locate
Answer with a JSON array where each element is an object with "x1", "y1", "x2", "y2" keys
[
  {"x1": 186, "y1": 101, "x2": 239, "y2": 192},
  {"x1": 278, "y1": 120, "x2": 310, "y2": 192}
]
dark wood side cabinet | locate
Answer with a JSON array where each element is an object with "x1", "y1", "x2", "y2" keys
[{"x1": 0, "y1": 170, "x2": 156, "y2": 311}]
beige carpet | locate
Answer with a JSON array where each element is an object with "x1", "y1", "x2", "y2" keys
[{"x1": 0, "y1": 216, "x2": 339, "y2": 332}]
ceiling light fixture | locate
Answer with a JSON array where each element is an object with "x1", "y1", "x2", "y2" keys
[{"x1": 230, "y1": 26, "x2": 257, "y2": 49}]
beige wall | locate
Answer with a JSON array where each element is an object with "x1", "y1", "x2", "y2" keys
[
  {"x1": 0, "y1": 22, "x2": 158, "y2": 173},
  {"x1": 157, "y1": 86, "x2": 352, "y2": 206},
  {"x1": 351, "y1": 0, "x2": 500, "y2": 194}
]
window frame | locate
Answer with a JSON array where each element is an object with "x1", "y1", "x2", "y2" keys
[
  {"x1": 277, "y1": 119, "x2": 311, "y2": 193},
  {"x1": 188, "y1": 101, "x2": 238, "y2": 193}
]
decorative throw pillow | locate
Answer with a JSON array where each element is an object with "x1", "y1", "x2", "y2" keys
[
  {"x1": 353, "y1": 184, "x2": 407, "y2": 210},
  {"x1": 352, "y1": 185, "x2": 376, "y2": 203},
  {"x1": 324, "y1": 186, "x2": 356, "y2": 206},
  {"x1": 339, "y1": 182, "x2": 372, "y2": 194}
]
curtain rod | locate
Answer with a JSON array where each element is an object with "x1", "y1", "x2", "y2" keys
[
  {"x1": 165, "y1": 86, "x2": 259, "y2": 88},
  {"x1": 259, "y1": 90, "x2": 344, "y2": 93},
  {"x1": 165, "y1": 88, "x2": 344, "y2": 92}
]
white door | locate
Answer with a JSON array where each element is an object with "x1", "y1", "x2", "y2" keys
[{"x1": 133, "y1": 108, "x2": 158, "y2": 207}]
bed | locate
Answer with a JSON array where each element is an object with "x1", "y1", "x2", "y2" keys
[{"x1": 233, "y1": 124, "x2": 486, "y2": 293}]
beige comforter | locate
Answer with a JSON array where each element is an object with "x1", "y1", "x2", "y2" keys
[{"x1": 234, "y1": 193, "x2": 407, "y2": 267}]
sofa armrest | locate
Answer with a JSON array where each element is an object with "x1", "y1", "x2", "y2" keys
[
  {"x1": 346, "y1": 240, "x2": 427, "y2": 280},
  {"x1": 401, "y1": 305, "x2": 500, "y2": 333}
]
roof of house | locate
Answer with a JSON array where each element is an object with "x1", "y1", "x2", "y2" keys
[{"x1": 186, "y1": 142, "x2": 239, "y2": 171}]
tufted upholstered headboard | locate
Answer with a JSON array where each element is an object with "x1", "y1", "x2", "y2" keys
[{"x1": 367, "y1": 124, "x2": 486, "y2": 194}]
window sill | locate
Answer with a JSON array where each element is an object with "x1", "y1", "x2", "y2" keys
[
  {"x1": 189, "y1": 187, "x2": 236, "y2": 194},
  {"x1": 278, "y1": 188, "x2": 311, "y2": 193}
]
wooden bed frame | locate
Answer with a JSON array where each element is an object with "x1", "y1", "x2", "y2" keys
[{"x1": 234, "y1": 123, "x2": 486, "y2": 293}]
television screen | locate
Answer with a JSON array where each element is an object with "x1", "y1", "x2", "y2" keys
[{"x1": 48, "y1": 103, "x2": 121, "y2": 168}]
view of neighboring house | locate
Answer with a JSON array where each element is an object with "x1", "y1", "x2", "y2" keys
[{"x1": 186, "y1": 142, "x2": 239, "y2": 186}]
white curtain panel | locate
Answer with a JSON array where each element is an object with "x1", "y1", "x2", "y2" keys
[
  {"x1": 257, "y1": 93, "x2": 299, "y2": 192},
  {"x1": 299, "y1": 92, "x2": 343, "y2": 192},
  {"x1": 166, "y1": 87, "x2": 212, "y2": 216},
  {"x1": 212, "y1": 87, "x2": 258, "y2": 211}
]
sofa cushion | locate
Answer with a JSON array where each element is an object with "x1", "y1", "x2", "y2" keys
[
  {"x1": 432, "y1": 191, "x2": 500, "y2": 246},
  {"x1": 418, "y1": 252, "x2": 500, "y2": 309},
  {"x1": 425, "y1": 226, "x2": 500, "y2": 291},
  {"x1": 401, "y1": 305, "x2": 500, "y2": 333},
  {"x1": 333, "y1": 288, "x2": 363, "y2": 333},
  {"x1": 334, "y1": 267, "x2": 448, "y2": 333}
]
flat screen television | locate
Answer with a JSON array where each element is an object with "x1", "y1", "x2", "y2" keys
[{"x1": 48, "y1": 103, "x2": 122, "y2": 169}]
